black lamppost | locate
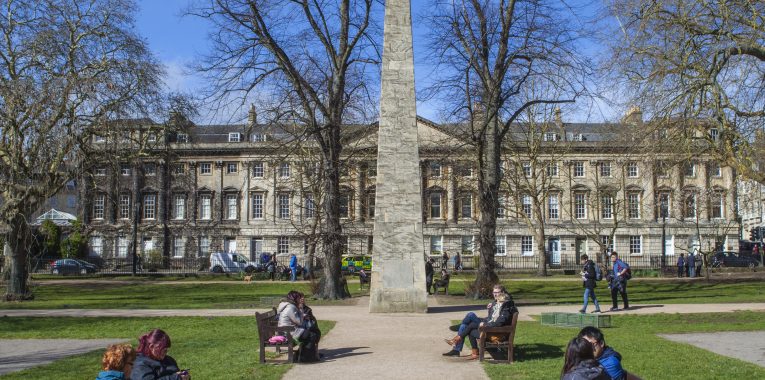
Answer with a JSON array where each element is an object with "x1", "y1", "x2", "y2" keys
[{"x1": 661, "y1": 216, "x2": 667, "y2": 276}]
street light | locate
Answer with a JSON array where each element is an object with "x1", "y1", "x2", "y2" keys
[{"x1": 661, "y1": 215, "x2": 666, "y2": 275}]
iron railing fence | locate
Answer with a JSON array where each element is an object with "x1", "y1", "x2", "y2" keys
[{"x1": 32, "y1": 254, "x2": 672, "y2": 276}]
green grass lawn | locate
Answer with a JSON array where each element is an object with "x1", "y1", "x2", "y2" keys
[
  {"x1": 442, "y1": 276, "x2": 765, "y2": 305},
  {"x1": 0, "y1": 280, "x2": 367, "y2": 309},
  {"x1": 485, "y1": 311, "x2": 765, "y2": 380},
  {"x1": 0, "y1": 316, "x2": 334, "y2": 380},
  {"x1": 1, "y1": 277, "x2": 763, "y2": 310}
]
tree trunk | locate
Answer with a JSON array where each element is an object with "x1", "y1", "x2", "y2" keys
[
  {"x1": 472, "y1": 112, "x2": 501, "y2": 298},
  {"x1": 535, "y1": 226, "x2": 547, "y2": 276},
  {"x1": 4, "y1": 214, "x2": 33, "y2": 301},
  {"x1": 317, "y1": 123, "x2": 347, "y2": 299}
]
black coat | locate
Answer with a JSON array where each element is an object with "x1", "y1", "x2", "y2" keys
[
  {"x1": 484, "y1": 298, "x2": 518, "y2": 327},
  {"x1": 582, "y1": 260, "x2": 597, "y2": 289},
  {"x1": 129, "y1": 354, "x2": 181, "y2": 380},
  {"x1": 561, "y1": 360, "x2": 610, "y2": 380},
  {"x1": 425, "y1": 261, "x2": 434, "y2": 276}
]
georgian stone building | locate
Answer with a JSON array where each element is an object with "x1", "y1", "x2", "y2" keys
[{"x1": 80, "y1": 109, "x2": 739, "y2": 268}]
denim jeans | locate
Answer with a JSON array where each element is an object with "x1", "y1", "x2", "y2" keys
[
  {"x1": 582, "y1": 288, "x2": 600, "y2": 311},
  {"x1": 290, "y1": 267, "x2": 297, "y2": 281},
  {"x1": 454, "y1": 312, "x2": 482, "y2": 352}
]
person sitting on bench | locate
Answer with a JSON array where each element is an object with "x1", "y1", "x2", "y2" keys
[
  {"x1": 277, "y1": 290, "x2": 321, "y2": 363},
  {"x1": 358, "y1": 268, "x2": 370, "y2": 288},
  {"x1": 433, "y1": 269, "x2": 450, "y2": 294},
  {"x1": 442, "y1": 284, "x2": 518, "y2": 360}
]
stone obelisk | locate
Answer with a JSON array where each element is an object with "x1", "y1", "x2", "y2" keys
[{"x1": 369, "y1": 0, "x2": 427, "y2": 313}]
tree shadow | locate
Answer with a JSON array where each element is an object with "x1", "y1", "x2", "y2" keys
[
  {"x1": 427, "y1": 305, "x2": 484, "y2": 314},
  {"x1": 513, "y1": 343, "x2": 564, "y2": 362}
]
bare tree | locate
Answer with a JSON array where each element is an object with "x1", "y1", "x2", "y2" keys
[
  {"x1": 191, "y1": 0, "x2": 379, "y2": 298},
  {"x1": 502, "y1": 106, "x2": 571, "y2": 275},
  {"x1": 0, "y1": 0, "x2": 162, "y2": 300},
  {"x1": 607, "y1": 0, "x2": 765, "y2": 183},
  {"x1": 425, "y1": 0, "x2": 590, "y2": 294}
]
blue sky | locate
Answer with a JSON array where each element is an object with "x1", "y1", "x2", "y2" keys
[{"x1": 135, "y1": 0, "x2": 615, "y2": 124}]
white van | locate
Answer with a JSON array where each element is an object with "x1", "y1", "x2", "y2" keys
[{"x1": 209, "y1": 252, "x2": 258, "y2": 273}]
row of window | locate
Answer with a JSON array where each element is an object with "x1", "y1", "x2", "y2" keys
[
  {"x1": 94, "y1": 190, "x2": 726, "y2": 222},
  {"x1": 429, "y1": 234, "x2": 645, "y2": 256},
  {"x1": 92, "y1": 192, "x2": 344, "y2": 221},
  {"x1": 518, "y1": 160, "x2": 722, "y2": 179},
  {"x1": 88, "y1": 235, "x2": 294, "y2": 258},
  {"x1": 426, "y1": 191, "x2": 726, "y2": 220}
]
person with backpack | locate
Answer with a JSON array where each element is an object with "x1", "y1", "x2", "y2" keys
[
  {"x1": 608, "y1": 252, "x2": 630, "y2": 311},
  {"x1": 676, "y1": 253, "x2": 685, "y2": 278},
  {"x1": 579, "y1": 254, "x2": 602, "y2": 314}
]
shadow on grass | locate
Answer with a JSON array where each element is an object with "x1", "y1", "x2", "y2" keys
[
  {"x1": 620, "y1": 304, "x2": 664, "y2": 311},
  {"x1": 513, "y1": 343, "x2": 564, "y2": 362},
  {"x1": 319, "y1": 346, "x2": 372, "y2": 361}
]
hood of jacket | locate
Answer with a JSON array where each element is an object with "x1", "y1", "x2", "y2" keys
[
  {"x1": 95, "y1": 370, "x2": 125, "y2": 380},
  {"x1": 599, "y1": 346, "x2": 622, "y2": 362},
  {"x1": 277, "y1": 301, "x2": 291, "y2": 314}
]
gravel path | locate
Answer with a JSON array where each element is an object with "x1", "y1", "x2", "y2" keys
[{"x1": 659, "y1": 331, "x2": 765, "y2": 368}]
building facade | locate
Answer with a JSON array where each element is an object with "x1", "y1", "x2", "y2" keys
[{"x1": 80, "y1": 110, "x2": 740, "y2": 268}]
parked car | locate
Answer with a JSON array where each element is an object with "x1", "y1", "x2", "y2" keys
[
  {"x1": 50, "y1": 259, "x2": 97, "y2": 275},
  {"x1": 209, "y1": 252, "x2": 258, "y2": 273},
  {"x1": 341, "y1": 255, "x2": 372, "y2": 273},
  {"x1": 713, "y1": 251, "x2": 760, "y2": 269}
]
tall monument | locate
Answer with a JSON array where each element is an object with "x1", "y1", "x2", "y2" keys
[{"x1": 369, "y1": 0, "x2": 427, "y2": 313}]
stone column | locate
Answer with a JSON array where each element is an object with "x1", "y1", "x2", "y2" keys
[
  {"x1": 447, "y1": 166, "x2": 456, "y2": 222},
  {"x1": 355, "y1": 162, "x2": 364, "y2": 221},
  {"x1": 369, "y1": 0, "x2": 427, "y2": 313}
]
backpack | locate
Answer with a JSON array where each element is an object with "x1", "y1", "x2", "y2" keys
[
  {"x1": 618, "y1": 260, "x2": 632, "y2": 280},
  {"x1": 594, "y1": 263, "x2": 603, "y2": 281}
]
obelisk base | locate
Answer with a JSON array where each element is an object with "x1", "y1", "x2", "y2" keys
[{"x1": 369, "y1": 258, "x2": 428, "y2": 313}]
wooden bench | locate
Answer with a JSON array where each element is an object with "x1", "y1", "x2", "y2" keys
[
  {"x1": 432, "y1": 274, "x2": 450, "y2": 295},
  {"x1": 255, "y1": 307, "x2": 296, "y2": 363},
  {"x1": 478, "y1": 312, "x2": 518, "y2": 363}
]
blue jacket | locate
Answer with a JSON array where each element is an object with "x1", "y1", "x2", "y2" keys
[
  {"x1": 289, "y1": 255, "x2": 297, "y2": 268},
  {"x1": 687, "y1": 254, "x2": 695, "y2": 266},
  {"x1": 598, "y1": 346, "x2": 626, "y2": 380},
  {"x1": 129, "y1": 354, "x2": 181, "y2": 380},
  {"x1": 677, "y1": 256, "x2": 685, "y2": 267},
  {"x1": 612, "y1": 259, "x2": 629, "y2": 278},
  {"x1": 96, "y1": 370, "x2": 126, "y2": 380}
]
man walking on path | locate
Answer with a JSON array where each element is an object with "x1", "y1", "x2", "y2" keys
[
  {"x1": 609, "y1": 252, "x2": 630, "y2": 311},
  {"x1": 289, "y1": 254, "x2": 298, "y2": 282},
  {"x1": 579, "y1": 254, "x2": 601, "y2": 314}
]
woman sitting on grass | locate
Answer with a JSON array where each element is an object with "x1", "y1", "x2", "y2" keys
[
  {"x1": 561, "y1": 337, "x2": 609, "y2": 380},
  {"x1": 277, "y1": 290, "x2": 321, "y2": 362},
  {"x1": 96, "y1": 343, "x2": 135, "y2": 380},
  {"x1": 130, "y1": 329, "x2": 189, "y2": 380},
  {"x1": 442, "y1": 284, "x2": 517, "y2": 360}
]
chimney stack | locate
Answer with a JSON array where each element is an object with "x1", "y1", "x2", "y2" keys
[
  {"x1": 623, "y1": 106, "x2": 643, "y2": 124},
  {"x1": 248, "y1": 104, "x2": 257, "y2": 126}
]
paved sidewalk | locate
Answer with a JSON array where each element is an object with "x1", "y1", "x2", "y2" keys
[
  {"x1": 0, "y1": 338, "x2": 125, "y2": 375},
  {"x1": 3, "y1": 302, "x2": 765, "y2": 321},
  {"x1": 660, "y1": 331, "x2": 765, "y2": 368}
]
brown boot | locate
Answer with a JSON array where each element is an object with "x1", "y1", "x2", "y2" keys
[
  {"x1": 466, "y1": 348, "x2": 479, "y2": 360},
  {"x1": 444, "y1": 335, "x2": 462, "y2": 346}
]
